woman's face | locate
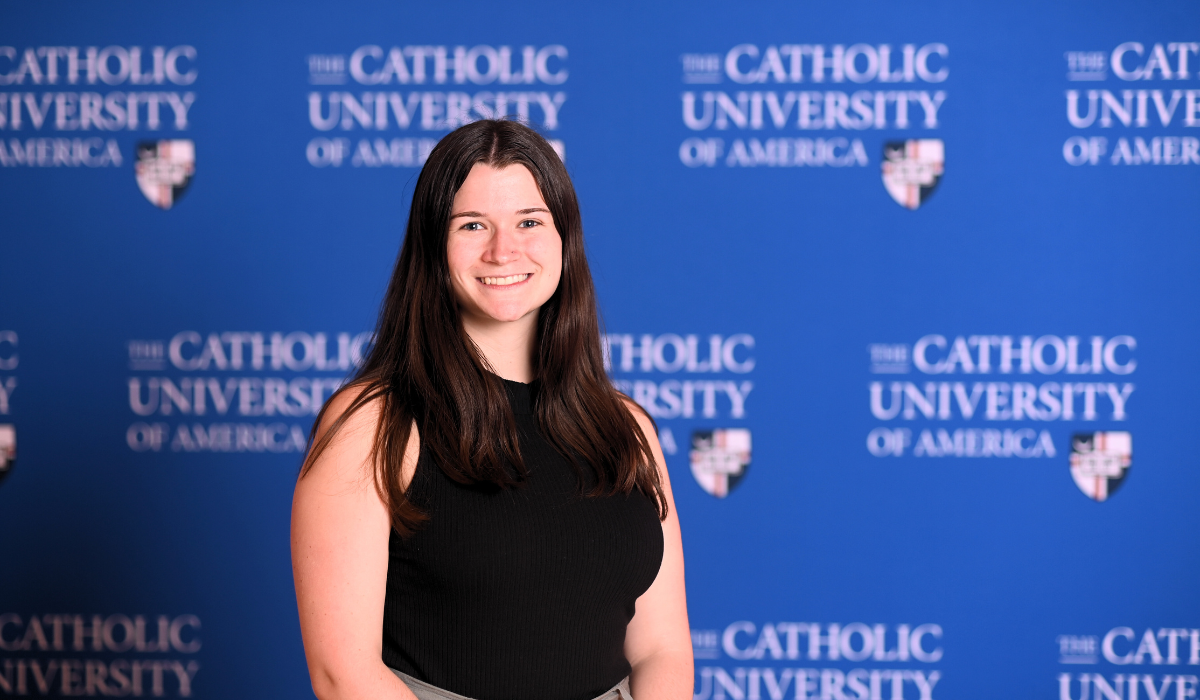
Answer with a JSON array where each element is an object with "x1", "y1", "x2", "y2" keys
[{"x1": 446, "y1": 163, "x2": 563, "y2": 329}]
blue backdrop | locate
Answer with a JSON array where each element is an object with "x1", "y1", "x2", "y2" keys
[{"x1": 2, "y1": 1, "x2": 1198, "y2": 698}]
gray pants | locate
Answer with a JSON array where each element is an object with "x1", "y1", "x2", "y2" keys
[{"x1": 390, "y1": 668, "x2": 634, "y2": 700}]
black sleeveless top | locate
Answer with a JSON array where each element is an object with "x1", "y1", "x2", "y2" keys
[{"x1": 381, "y1": 378, "x2": 665, "y2": 700}]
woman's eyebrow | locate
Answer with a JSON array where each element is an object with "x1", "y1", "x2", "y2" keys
[{"x1": 450, "y1": 207, "x2": 548, "y2": 220}]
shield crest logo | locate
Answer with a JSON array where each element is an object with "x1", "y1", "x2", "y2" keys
[
  {"x1": 1069, "y1": 431, "x2": 1131, "y2": 502},
  {"x1": 882, "y1": 139, "x2": 944, "y2": 210},
  {"x1": 690, "y1": 429, "x2": 751, "y2": 498},
  {"x1": 135, "y1": 140, "x2": 195, "y2": 209},
  {"x1": 0, "y1": 424, "x2": 14, "y2": 486}
]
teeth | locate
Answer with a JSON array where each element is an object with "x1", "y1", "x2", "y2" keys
[{"x1": 482, "y1": 274, "x2": 530, "y2": 286}]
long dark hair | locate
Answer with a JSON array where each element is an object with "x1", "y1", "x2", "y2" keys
[{"x1": 301, "y1": 119, "x2": 666, "y2": 535}]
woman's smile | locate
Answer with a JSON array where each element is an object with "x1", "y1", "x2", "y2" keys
[{"x1": 479, "y1": 273, "x2": 532, "y2": 287}]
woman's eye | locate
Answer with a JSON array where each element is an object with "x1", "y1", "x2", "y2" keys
[
  {"x1": 518, "y1": 219, "x2": 539, "y2": 228},
  {"x1": 463, "y1": 222, "x2": 484, "y2": 231}
]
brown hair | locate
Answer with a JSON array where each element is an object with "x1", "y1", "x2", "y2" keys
[{"x1": 300, "y1": 119, "x2": 666, "y2": 535}]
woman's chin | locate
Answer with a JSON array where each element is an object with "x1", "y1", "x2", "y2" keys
[{"x1": 467, "y1": 305, "x2": 538, "y2": 326}]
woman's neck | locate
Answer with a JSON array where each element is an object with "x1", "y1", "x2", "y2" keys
[{"x1": 461, "y1": 309, "x2": 538, "y2": 383}]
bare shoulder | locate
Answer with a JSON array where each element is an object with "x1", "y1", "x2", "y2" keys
[
  {"x1": 619, "y1": 395, "x2": 658, "y2": 443},
  {"x1": 619, "y1": 394, "x2": 671, "y2": 482},
  {"x1": 313, "y1": 381, "x2": 383, "y2": 447},
  {"x1": 302, "y1": 381, "x2": 419, "y2": 491}
]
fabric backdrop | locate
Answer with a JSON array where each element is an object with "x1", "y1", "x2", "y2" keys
[{"x1": 1, "y1": 1, "x2": 1197, "y2": 698}]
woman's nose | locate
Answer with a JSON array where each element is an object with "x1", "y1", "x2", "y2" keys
[{"x1": 483, "y1": 225, "x2": 520, "y2": 264}]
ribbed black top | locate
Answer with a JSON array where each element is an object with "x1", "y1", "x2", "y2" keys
[{"x1": 382, "y1": 378, "x2": 664, "y2": 700}]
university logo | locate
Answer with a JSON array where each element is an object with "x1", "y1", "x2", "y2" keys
[
  {"x1": 0, "y1": 424, "x2": 14, "y2": 485},
  {"x1": 690, "y1": 429, "x2": 751, "y2": 498},
  {"x1": 882, "y1": 139, "x2": 944, "y2": 210},
  {"x1": 135, "y1": 140, "x2": 195, "y2": 209},
  {"x1": 1069, "y1": 431, "x2": 1131, "y2": 502}
]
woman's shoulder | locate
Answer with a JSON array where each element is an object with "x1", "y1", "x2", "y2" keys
[
  {"x1": 617, "y1": 393, "x2": 656, "y2": 433},
  {"x1": 313, "y1": 380, "x2": 386, "y2": 446},
  {"x1": 304, "y1": 380, "x2": 421, "y2": 489}
]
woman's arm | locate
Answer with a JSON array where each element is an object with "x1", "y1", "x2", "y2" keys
[
  {"x1": 623, "y1": 406, "x2": 694, "y2": 700},
  {"x1": 291, "y1": 388, "x2": 420, "y2": 700}
]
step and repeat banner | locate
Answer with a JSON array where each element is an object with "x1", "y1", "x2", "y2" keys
[{"x1": 1, "y1": 1, "x2": 1197, "y2": 698}]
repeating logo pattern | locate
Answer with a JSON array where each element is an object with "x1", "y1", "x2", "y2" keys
[
  {"x1": 1069, "y1": 431, "x2": 1132, "y2": 501},
  {"x1": 882, "y1": 139, "x2": 944, "y2": 209},
  {"x1": 690, "y1": 428, "x2": 752, "y2": 497},
  {"x1": 0, "y1": 424, "x2": 13, "y2": 485},
  {"x1": 135, "y1": 140, "x2": 195, "y2": 209}
]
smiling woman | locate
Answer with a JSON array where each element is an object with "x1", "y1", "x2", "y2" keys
[
  {"x1": 446, "y1": 163, "x2": 563, "y2": 380},
  {"x1": 290, "y1": 120, "x2": 693, "y2": 700}
]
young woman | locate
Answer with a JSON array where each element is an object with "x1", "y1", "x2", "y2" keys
[{"x1": 291, "y1": 119, "x2": 692, "y2": 700}]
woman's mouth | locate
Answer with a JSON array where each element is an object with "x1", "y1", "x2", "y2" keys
[{"x1": 480, "y1": 273, "x2": 531, "y2": 287}]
